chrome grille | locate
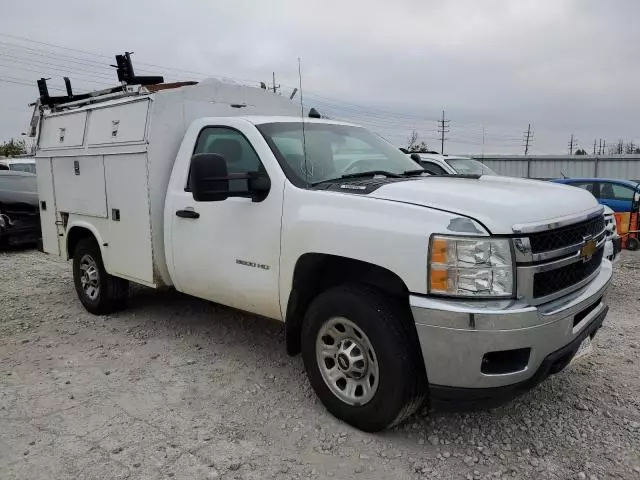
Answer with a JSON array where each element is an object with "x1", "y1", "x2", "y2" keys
[
  {"x1": 528, "y1": 216, "x2": 605, "y2": 254},
  {"x1": 515, "y1": 213, "x2": 606, "y2": 304},
  {"x1": 533, "y1": 248, "x2": 603, "y2": 298}
]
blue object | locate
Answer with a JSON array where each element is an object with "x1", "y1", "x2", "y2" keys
[{"x1": 551, "y1": 178, "x2": 640, "y2": 212}]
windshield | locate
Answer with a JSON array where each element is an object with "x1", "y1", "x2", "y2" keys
[
  {"x1": 257, "y1": 122, "x2": 422, "y2": 185},
  {"x1": 446, "y1": 158, "x2": 496, "y2": 176}
]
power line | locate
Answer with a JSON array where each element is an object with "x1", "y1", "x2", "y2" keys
[
  {"x1": 0, "y1": 33, "x2": 260, "y2": 85},
  {"x1": 0, "y1": 76, "x2": 45, "y2": 89},
  {"x1": 0, "y1": 41, "x2": 113, "y2": 71},
  {"x1": 0, "y1": 74, "x2": 65, "y2": 91},
  {"x1": 0, "y1": 32, "x2": 585, "y2": 155},
  {"x1": 0, "y1": 52, "x2": 114, "y2": 81},
  {"x1": 0, "y1": 32, "x2": 112, "y2": 59},
  {"x1": 437, "y1": 110, "x2": 450, "y2": 154},
  {"x1": 0, "y1": 33, "x2": 538, "y2": 143},
  {"x1": 0, "y1": 102, "x2": 30, "y2": 112},
  {"x1": 0, "y1": 61, "x2": 113, "y2": 87}
]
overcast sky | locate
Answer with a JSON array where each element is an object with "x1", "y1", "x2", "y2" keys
[{"x1": 1, "y1": 0, "x2": 638, "y2": 154}]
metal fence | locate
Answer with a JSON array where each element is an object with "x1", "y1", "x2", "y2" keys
[{"x1": 472, "y1": 155, "x2": 640, "y2": 181}]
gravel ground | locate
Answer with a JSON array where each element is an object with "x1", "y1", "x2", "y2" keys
[{"x1": 1, "y1": 249, "x2": 639, "y2": 480}]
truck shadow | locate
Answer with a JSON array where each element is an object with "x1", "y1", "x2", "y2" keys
[
  {"x1": 121, "y1": 285, "x2": 598, "y2": 444},
  {"x1": 0, "y1": 243, "x2": 39, "y2": 253},
  {"x1": 124, "y1": 283, "x2": 288, "y2": 357}
]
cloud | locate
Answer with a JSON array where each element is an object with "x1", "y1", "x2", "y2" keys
[{"x1": 1, "y1": 0, "x2": 638, "y2": 154}]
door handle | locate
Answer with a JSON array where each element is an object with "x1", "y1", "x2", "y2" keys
[{"x1": 176, "y1": 209, "x2": 200, "y2": 219}]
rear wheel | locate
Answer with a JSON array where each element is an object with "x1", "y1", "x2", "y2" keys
[
  {"x1": 301, "y1": 284, "x2": 426, "y2": 432},
  {"x1": 627, "y1": 237, "x2": 639, "y2": 251},
  {"x1": 72, "y1": 238, "x2": 129, "y2": 315}
]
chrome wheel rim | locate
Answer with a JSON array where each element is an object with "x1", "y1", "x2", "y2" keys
[
  {"x1": 79, "y1": 254, "x2": 100, "y2": 301},
  {"x1": 316, "y1": 317, "x2": 379, "y2": 406}
]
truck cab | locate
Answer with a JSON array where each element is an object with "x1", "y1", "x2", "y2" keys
[{"x1": 33, "y1": 75, "x2": 612, "y2": 432}]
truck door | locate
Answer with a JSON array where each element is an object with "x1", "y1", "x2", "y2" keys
[{"x1": 167, "y1": 125, "x2": 283, "y2": 320}]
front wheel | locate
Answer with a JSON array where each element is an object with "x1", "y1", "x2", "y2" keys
[
  {"x1": 72, "y1": 238, "x2": 129, "y2": 315},
  {"x1": 301, "y1": 284, "x2": 427, "y2": 432}
]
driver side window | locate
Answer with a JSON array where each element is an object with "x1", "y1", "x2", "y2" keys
[
  {"x1": 600, "y1": 183, "x2": 634, "y2": 201},
  {"x1": 190, "y1": 127, "x2": 265, "y2": 193}
]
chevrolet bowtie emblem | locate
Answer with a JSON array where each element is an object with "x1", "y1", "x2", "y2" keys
[{"x1": 580, "y1": 238, "x2": 597, "y2": 260}]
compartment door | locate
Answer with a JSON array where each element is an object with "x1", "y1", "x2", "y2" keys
[
  {"x1": 51, "y1": 156, "x2": 108, "y2": 218},
  {"x1": 35, "y1": 158, "x2": 60, "y2": 255},
  {"x1": 104, "y1": 153, "x2": 154, "y2": 284},
  {"x1": 87, "y1": 100, "x2": 149, "y2": 145},
  {"x1": 39, "y1": 112, "x2": 87, "y2": 149}
]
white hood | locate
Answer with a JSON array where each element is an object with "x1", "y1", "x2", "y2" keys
[{"x1": 368, "y1": 175, "x2": 601, "y2": 234}]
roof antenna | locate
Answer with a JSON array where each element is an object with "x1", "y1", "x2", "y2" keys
[{"x1": 298, "y1": 57, "x2": 309, "y2": 186}]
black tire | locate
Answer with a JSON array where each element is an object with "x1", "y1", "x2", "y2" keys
[
  {"x1": 627, "y1": 237, "x2": 639, "y2": 251},
  {"x1": 72, "y1": 237, "x2": 129, "y2": 315},
  {"x1": 301, "y1": 284, "x2": 427, "y2": 432}
]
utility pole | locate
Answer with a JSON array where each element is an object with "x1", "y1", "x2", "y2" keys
[
  {"x1": 603, "y1": 140, "x2": 606, "y2": 154},
  {"x1": 437, "y1": 110, "x2": 450, "y2": 154},
  {"x1": 598, "y1": 139, "x2": 602, "y2": 155},
  {"x1": 271, "y1": 72, "x2": 280, "y2": 94},
  {"x1": 523, "y1": 123, "x2": 533, "y2": 155},
  {"x1": 593, "y1": 139, "x2": 597, "y2": 155},
  {"x1": 482, "y1": 126, "x2": 485, "y2": 159},
  {"x1": 568, "y1": 134, "x2": 575, "y2": 155}
]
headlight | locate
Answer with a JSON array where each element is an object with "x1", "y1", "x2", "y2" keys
[{"x1": 428, "y1": 235, "x2": 514, "y2": 297}]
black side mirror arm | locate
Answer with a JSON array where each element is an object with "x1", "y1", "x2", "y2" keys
[{"x1": 222, "y1": 172, "x2": 271, "y2": 202}]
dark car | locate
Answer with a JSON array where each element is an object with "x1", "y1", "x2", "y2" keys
[{"x1": 0, "y1": 170, "x2": 41, "y2": 248}]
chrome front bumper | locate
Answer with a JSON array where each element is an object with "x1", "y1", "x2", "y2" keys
[{"x1": 411, "y1": 260, "x2": 612, "y2": 391}]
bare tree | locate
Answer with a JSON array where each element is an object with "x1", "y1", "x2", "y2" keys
[
  {"x1": 607, "y1": 139, "x2": 625, "y2": 155},
  {"x1": 624, "y1": 142, "x2": 638, "y2": 154},
  {"x1": 406, "y1": 130, "x2": 430, "y2": 153}
]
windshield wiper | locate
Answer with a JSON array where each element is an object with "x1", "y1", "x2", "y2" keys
[
  {"x1": 341, "y1": 170, "x2": 404, "y2": 180},
  {"x1": 402, "y1": 169, "x2": 427, "y2": 176},
  {"x1": 311, "y1": 169, "x2": 429, "y2": 186},
  {"x1": 311, "y1": 170, "x2": 403, "y2": 186}
]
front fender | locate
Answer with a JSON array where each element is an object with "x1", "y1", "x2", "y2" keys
[{"x1": 278, "y1": 185, "x2": 488, "y2": 319}]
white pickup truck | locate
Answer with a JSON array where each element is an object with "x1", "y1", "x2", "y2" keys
[{"x1": 33, "y1": 78, "x2": 611, "y2": 431}]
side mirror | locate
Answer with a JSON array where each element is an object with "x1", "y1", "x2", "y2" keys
[
  {"x1": 190, "y1": 153, "x2": 229, "y2": 202},
  {"x1": 410, "y1": 153, "x2": 421, "y2": 162}
]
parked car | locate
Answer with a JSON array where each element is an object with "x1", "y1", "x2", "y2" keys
[
  {"x1": 603, "y1": 206, "x2": 621, "y2": 262},
  {"x1": 405, "y1": 152, "x2": 498, "y2": 176},
  {"x1": 33, "y1": 74, "x2": 611, "y2": 432},
  {"x1": 0, "y1": 158, "x2": 36, "y2": 174},
  {"x1": 0, "y1": 169, "x2": 41, "y2": 248},
  {"x1": 551, "y1": 177, "x2": 640, "y2": 213}
]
